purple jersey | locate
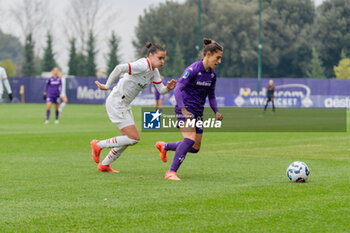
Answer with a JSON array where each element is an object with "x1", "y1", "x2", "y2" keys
[
  {"x1": 44, "y1": 76, "x2": 62, "y2": 97},
  {"x1": 174, "y1": 60, "x2": 218, "y2": 115}
]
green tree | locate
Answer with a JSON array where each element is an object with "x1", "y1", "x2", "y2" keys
[
  {"x1": 313, "y1": 0, "x2": 350, "y2": 77},
  {"x1": 260, "y1": 0, "x2": 315, "y2": 77},
  {"x1": 0, "y1": 30, "x2": 23, "y2": 67},
  {"x1": 0, "y1": 59, "x2": 17, "y2": 77},
  {"x1": 173, "y1": 42, "x2": 185, "y2": 77},
  {"x1": 133, "y1": 1, "x2": 198, "y2": 69},
  {"x1": 161, "y1": 41, "x2": 185, "y2": 78},
  {"x1": 86, "y1": 31, "x2": 97, "y2": 77},
  {"x1": 22, "y1": 33, "x2": 35, "y2": 77},
  {"x1": 68, "y1": 38, "x2": 78, "y2": 76},
  {"x1": 106, "y1": 31, "x2": 121, "y2": 75},
  {"x1": 340, "y1": 49, "x2": 347, "y2": 59},
  {"x1": 76, "y1": 53, "x2": 87, "y2": 77},
  {"x1": 41, "y1": 33, "x2": 57, "y2": 72},
  {"x1": 306, "y1": 47, "x2": 326, "y2": 78},
  {"x1": 334, "y1": 58, "x2": 350, "y2": 79},
  {"x1": 133, "y1": 0, "x2": 315, "y2": 77}
]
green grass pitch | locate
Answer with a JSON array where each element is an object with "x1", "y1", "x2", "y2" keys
[{"x1": 0, "y1": 104, "x2": 349, "y2": 232}]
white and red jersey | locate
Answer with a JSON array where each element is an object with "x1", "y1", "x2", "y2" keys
[{"x1": 106, "y1": 58, "x2": 165, "y2": 107}]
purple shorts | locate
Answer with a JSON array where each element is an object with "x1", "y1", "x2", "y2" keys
[
  {"x1": 175, "y1": 107, "x2": 203, "y2": 134},
  {"x1": 46, "y1": 95, "x2": 60, "y2": 104}
]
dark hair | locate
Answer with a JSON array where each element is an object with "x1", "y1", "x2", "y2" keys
[
  {"x1": 146, "y1": 42, "x2": 165, "y2": 55},
  {"x1": 202, "y1": 38, "x2": 223, "y2": 57}
]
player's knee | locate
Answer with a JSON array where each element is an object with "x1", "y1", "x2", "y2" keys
[
  {"x1": 130, "y1": 138, "x2": 139, "y2": 145},
  {"x1": 127, "y1": 136, "x2": 140, "y2": 145}
]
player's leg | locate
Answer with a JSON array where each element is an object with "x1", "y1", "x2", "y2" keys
[
  {"x1": 97, "y1": 125, "x2": 139, "y2": 173},
  {"x1": 92, "y1": 107, "x2": 140, "y2": 172},
  {"x1": 156, "y1": 99, "x2": 163, "y2": 112},
  {"x1": 54, "y1": 103, "x2": 59, "y2": 124},
  {"x1": 263, "y1": 99, "x2": 269, "y2": 112},
  {"x1": 191, "y1": 133, "x2": 202, "y2": 153},
  {"x1": 272, "y1": 97, "x2": 275, "y2": 112},
  {"x1": 0, "y1": 81, "x2": 3, "y2": 102},
  {"x1": 96, "y1": 124, "x2": 140, "y2": 148},
  {"x1": 59, "y1": 96, "x2": 68, "y2": 114},
  {"x1": 165, "y1": 127, "x2": 196, "y2": 181},
  {"x1": 156, "y1": 116, "x2": 201, "y2": 162},
  {"x1": 159, "y1": 130, "x2": 201, "y2": 153},
  {"x1": 45, "y1": 101, "x2": 52, "y2": 123}
]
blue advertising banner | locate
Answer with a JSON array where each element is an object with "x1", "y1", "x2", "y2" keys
[{"x1": 9, "y1": 77, "x2": 350, "y2": 108}]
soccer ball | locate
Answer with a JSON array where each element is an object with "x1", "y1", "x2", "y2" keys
[{"x1": 286, "y1": 161, "x2": 310, "y2": 182}]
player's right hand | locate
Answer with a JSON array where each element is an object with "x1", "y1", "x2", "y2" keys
[
  {"x1": 216, "y1": 112, "x2": 223, "y2": 121},
  {"x1": 166, "y1": 79, "x2": 177, "y2": 90},
  {"x1": 95, "y1": 81, "x2": 107, "y2": 91}
]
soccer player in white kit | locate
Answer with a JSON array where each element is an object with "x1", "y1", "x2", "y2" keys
[
  {"x1": 58, "y1": 71, "x2": 68, "y2": 115},
  {"x1": 0, "y1": 66, "x2": 13, "y2": 102},
  {"x1": 90, "y1": 42, "x2": 177, "y2": 173}
]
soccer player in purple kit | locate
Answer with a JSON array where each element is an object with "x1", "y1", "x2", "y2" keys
[
  {"x1": 43, "y1": 67, "x2": 62, "y2": 124},
  {"x1": 156, "y1": 38, "x2": 224, "y2": 181}
]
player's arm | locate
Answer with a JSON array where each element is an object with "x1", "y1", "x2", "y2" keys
[
  {"x1": 3, "y1": 77, "x2": 12, "y2": 94},
  {"x1": 152, "y1": 70, "x2": 176, "y2": 94},
  {"x1": 43, "y1": 78, "x2": 50, "y2": 99},
  {"x1": 96, "y1": 63, "x2": 129, "y2": 90},
  {"x1": 97, "y1": 59, "x2": 150, "y2": 90},
  {"x1": 174, "y1": 68, "x2": 194, "y2": 119},
  {"x1": 60, "y1": 75, "x2": 66, "y2": 93},
  {"x1": 208, "y1": 77, "x2": 223, "y2": 121},
  {"x1": 2, "y1": 76, "x2": 13, "y2": 100}
]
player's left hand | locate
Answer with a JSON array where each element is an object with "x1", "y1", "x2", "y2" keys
[
  {"x1": 166, "y1": 79, "x2": 177, "y2": 90},
  {"x1": 95, "y1": 81, "x2": 107, "y2": 90},
  {"x1": 8, "y1": 93, "x2": 13, "y2": 101},
  {"x1": 216, "y1": 112, "x2": 223, "y2": 121}
]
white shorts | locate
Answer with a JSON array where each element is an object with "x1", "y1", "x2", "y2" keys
[
  {"x1": 106, "y1": 97, "x2": 135, "y2": 130},
  {"x1": 60, "y1": 92, "x2": 67, "y2": 98}
]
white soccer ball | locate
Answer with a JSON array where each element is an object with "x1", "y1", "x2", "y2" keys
[{"x1": 286, "y1": 161, "x2": 310, "y2": 182}]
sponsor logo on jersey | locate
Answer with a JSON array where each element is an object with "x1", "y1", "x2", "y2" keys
[
  {"x1": 183, "y1": 72, "x2": 190, "y2": 79},
  {"x1": 196, "y1": 81, "x2": 211, "y2": 86},
  {"x1": 137, "y1": 83, "x2": 148, "y2": 89}
]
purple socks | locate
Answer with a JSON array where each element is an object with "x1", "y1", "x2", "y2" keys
[
  {"x1": 46, "y1": 110, "x2": 59, "y2": 121},
  {"x1": 165, "y1": 141, "x2": 199, "y2": 153},
  {"x1": 164, "y1": 142, "x2": 180, "y2": 151},
  {"x1": 170, "y1": 138, "x2": 195, "y2": 172},
  {"x1": 46, "y1": 110, "x2": 50, "y2": 120}
]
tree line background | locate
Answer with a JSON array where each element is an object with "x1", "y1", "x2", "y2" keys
[{"x1": 0, "y1": 0, "x2": 349, "y2": 79}]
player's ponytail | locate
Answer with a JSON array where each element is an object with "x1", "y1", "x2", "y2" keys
[
  {"x1": 146, "y1": 42, "x2": 165, "y2": 55},
  {"x1": 146, "y1": 42, "x2": 153, "y2": 49},
  {"x1": 202, "y1": 38, "x2": 223, "y2": 57},
  {"x1": 203, "y1": 38, "x2": 213, "y2": 46}
]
